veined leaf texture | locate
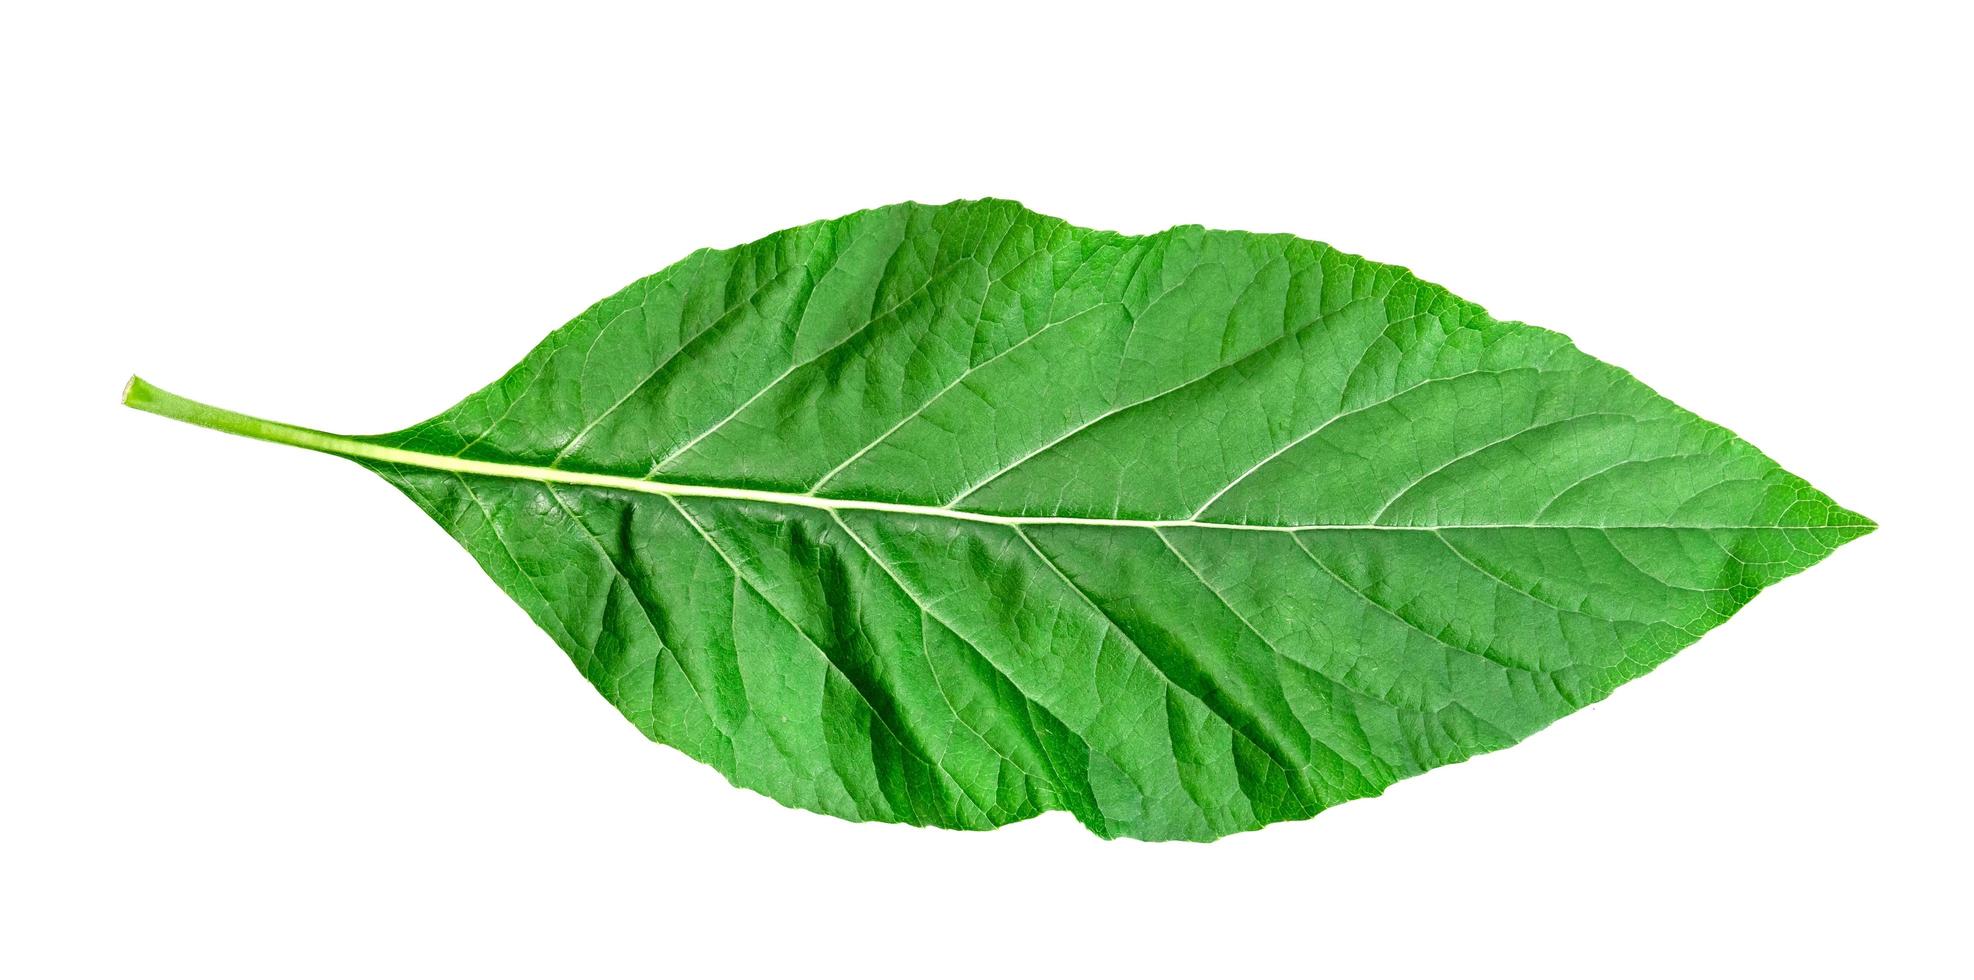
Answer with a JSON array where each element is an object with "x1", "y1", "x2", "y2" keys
[{"x1": 127, "y1": 199, "x2": 1871, "y2": 841}]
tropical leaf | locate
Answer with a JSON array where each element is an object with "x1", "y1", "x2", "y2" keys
[{"x1": 125, "y1": 199, "x2": 1872, "y2": 841}]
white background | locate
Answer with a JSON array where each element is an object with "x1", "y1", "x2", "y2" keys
[{"x1": 4, "y1": 2, "x2": 1968, "y2": 976}]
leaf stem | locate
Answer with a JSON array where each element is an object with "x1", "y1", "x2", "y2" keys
[{"x1": 121, "y1": 375, "x2": 354, "y2": 457}]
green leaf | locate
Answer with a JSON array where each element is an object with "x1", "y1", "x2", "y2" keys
[{"x1": 125, "y1": 199, "x2": 1872, "y2": 841}]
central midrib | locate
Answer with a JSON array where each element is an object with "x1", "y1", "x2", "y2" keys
[{"x1": 122, "y1": 376, "x2": 1866, "y2": 534}]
